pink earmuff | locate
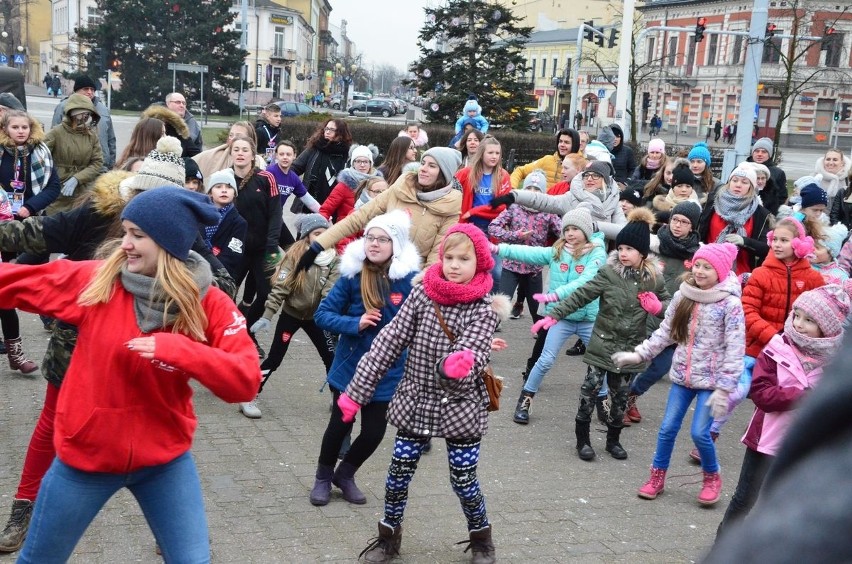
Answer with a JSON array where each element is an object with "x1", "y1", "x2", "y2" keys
[{"x1": 766, "y1": 218, "x2": 815, "y2": 259}]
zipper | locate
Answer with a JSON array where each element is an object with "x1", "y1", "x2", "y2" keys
[{"x1": 785, "y1": 264, "x2": 792, "y2": 319}]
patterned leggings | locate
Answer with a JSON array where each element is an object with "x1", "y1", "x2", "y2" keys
[{"x1": 383, "y1": 432, "x2": 488, "y2": 531}]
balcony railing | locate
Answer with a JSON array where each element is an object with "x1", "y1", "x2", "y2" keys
[{"x1": 271, "y1": 48, "x2": 297, "y2": 61}]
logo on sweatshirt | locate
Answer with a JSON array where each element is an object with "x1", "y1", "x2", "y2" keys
[
  {"x1": 575, "y1": 265, "x2": 584, "y2": 274},
  {"x1": 228, "y1": 238, "x2": 243, "y2": 254},
  {"x1": 390, "y1": 292, "x2": 403, "y2": 306},
  {"x1": 796, "y1": 280, "x2": 804, "y2": 290},
  {"x1": 560, "y1": 263, "x2": 568, "y2": 272},
  {"x1": 223, "y1": 311, "x2": 247, "y2": 336}
]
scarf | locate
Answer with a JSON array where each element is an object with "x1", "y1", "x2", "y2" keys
[
  {"x1": 417, "y1": 185, "x2": 453, "y2": 202},
  {"x1": 421, "y1": 262, "x2": 492, "y2": 305},
  {"x1": 657, "y1": 225, "x2": 700, "y2": 260},
  {"x1": 337, "y1": 167, "x2": 375, "y2": 190},
  {"x1": 4, "y1": 144, "x2": 53, "y2": 196},
  {"x1": 783, "y1": 316, "x2": 843, "y2": 375},
  {"x1": 568, "y1": 179, "x2": 620, "y2": 221},
  {"x1": 713, "y1": 187, "x2": 759, "y2": 243},
  {"x1": 678, "y1": 280, "x2": 733, "y2": 304},
  {"x1": 355, "y1": 190, "x2": 372, "y2": 210},
  {"x1": 663, "y1": 189, "x2": 698, "y2": 210},
  {"x1": 119, "y1": 251, "x2": 213, "y2": 333},
  {"x1": 645, "y1": 157, "x2": 661, "y2": 171},
  {"x1": 203, "y1": 204, "x2": 231, "y2": 248}
]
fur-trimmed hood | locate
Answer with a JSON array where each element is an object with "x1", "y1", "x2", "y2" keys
[
  {"x1": 489, "y1": 293, "x2": 511, "y2": 323},
  {"x1": 339, "y1": 235, "x2": 422, "y2": 280},
  {"x1": 0, "y1": 118, "x2": 45, "y2": 148},
  {"x1": 90, "y1": 170, "x2": 136, "y2": 218},
  {"x1": 398, "y1": 129, "x2": 429, "y2": 147},
  {"x1": 141, "y1": 105, "x2": 190, "y2": 139},
  {"x1": 336, "y1": 167, "x2": 377, "y2": 191},
  {"x1": 606, "y1": 249, "x2": 663, "y2": 281}
]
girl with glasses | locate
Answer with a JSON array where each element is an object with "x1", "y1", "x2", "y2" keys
[{"x1": 291, "y1": 119, "x2": 352, "y2": 207}]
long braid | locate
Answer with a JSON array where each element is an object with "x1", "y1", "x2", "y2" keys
[{"x1": 237, "y1": 167, "x2": 257, "y2": 192}]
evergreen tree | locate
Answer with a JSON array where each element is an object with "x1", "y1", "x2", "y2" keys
[
  {"x1": 407, "y1": 0, "x2": 533, "y2": 131},
  {"x1": 77, "y1": 0, "x2": 247, "y2": 112}
]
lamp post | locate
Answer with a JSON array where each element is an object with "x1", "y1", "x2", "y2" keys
[{"x1": 335, "y1": 61, "x2": 359, "y2": 112}]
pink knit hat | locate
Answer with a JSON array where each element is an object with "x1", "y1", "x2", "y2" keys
[
  {"x1": 648, "y1": 138, "x2": 665, "y2": 154},
  {"x1": 792, "y1": 283, "x2": 852, "y2": 337},
  {"x1": 692, "y1": 242, "x2": 738, "y2": 282},
  {"x1": 441, "y1": 222, "x2": 494, "y2": 273}
]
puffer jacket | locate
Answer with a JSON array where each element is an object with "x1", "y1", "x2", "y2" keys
[
  {"x1": 509, "y1": 152, "x2": 564, "y2": 190},
  {"x1": 314, "y1": 237, "x2": 420, "y2": 402},
  {"x1": 44, "y1": 94, "x2": 104, "y2": 213},
  {"x1": 819, "y1": 156, "x2": 852, "y2": 226},
  {"x1": 742, "y1": 334, "x2": 821, "y2": 456},
  {"x1": 635, "y1": 274, "x2": 745, "y2": 393},
  {"x1": 548, "y1": 251, "x2": 669, "y2": 372},
  {"x1": 263, "y1": 249, "x2": 340, "y2": 321},
  {"x1": 497, "y1": 232, "x2": 607, "y2": 320},
  {"x1": 51, "y1": 96, "x2": 116, "y2": 169},
  {"x1": 315, "y1": 172, "x2": 461, "y2": 267},
  {"x1": 742, "y1": 253, "x2": 825, "y2": 357},
  {"x1": 512, "y1": 174, "x2": 627, "y2": 240},
  {"x1": 487, "y1": 203, "x2": 562, "y2": 275},
  {"x1": 345, "y1": 284, "x2": 508, "y2": 439}
]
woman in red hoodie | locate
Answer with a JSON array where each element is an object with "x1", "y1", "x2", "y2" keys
[
  {"x1": 455, "y1": 136, "x2": 512, "y2": 286},
  {"x1": 2, "y1": 188, "x2": 260, "y2": 563}
]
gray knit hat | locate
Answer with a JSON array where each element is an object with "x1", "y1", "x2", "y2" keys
[
  {"x1": 421, "y1": 147, "x2": 462, "y2": 185},
  {"x1": 561, "y1": 207, "x2": 595, "y2": 242},
  {"x1": 119, "y1": 136, "x2": 185, "y2": 192},
  {"x1": 0, "y1": 93, "x2": 24, "y2": 110},
  {"x1": 670, "y1": 201, "x2": 701, "y2": 228},
  {"x1": 297, "y1": 213, "x2": 330, "y2": 239},
  {"x1": 206, "y1": 168, "x2": 237, "y2": 193},
  {"x1": 751, "y1": 137, "x2": 774, "y2": 156}
]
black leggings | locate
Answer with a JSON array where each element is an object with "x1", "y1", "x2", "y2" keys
[
  {"x1": 260, "y1": 311, "x2": 335, "y2": 389},
  {"x1": 232, "y1": 250, "x2": 272, "y2": 332},
  {"x1": 499, "y1": 269, "x2": 544, "y2": 371},
  {"x1": 318, "y1": 388, "x2": 389, "y2": 468},
  {"x1": 0, "y1": 308, "x2": 19, "y2": 340}
]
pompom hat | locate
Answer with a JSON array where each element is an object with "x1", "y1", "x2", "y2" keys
[
  {"x1": 792, "y1": 284, "x2": 852, "y2": 338},
  {"x1": 687, "y1": 142, "x2": 712, "y2": 167},
  {"x1": 119, "y1": 136, "x2": 185, "y2": 192},
  {"x1": 672, "y1": 166, "x2": 695, "y2": 187},
  {"x1": 692, "y1": 242, "x2": 738, "y2": 283},
  {"x1": 615, "y1": 208, "x2": 655, "y2": 257}
]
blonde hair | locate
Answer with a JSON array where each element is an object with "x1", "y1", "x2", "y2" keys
[
  {"x1": 442, "y1": 232, "x2": 475, "y2": 256},
  {"x1": 468, "y1": 136, "x2": 503, "y2": 193},
  {"x1": 274, "y1": 238, "x2": 311, "y2": 296},
  {"x1": 552, "y1": 228, "x2": 589, "y2": 261},
  {"x1": 361, "y1": 259, "x2": 390, "y2": 311},
  {"x1": 78, "y1": 244, "x2": 208, "y2": 342}
]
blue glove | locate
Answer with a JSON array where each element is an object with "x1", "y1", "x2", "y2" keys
[
  {"x1": 250, "y1": 318, "x2": 271, "y2": 334},
  {"x1": 61, "y1": 177, "x2": 79, "y2": 197}
]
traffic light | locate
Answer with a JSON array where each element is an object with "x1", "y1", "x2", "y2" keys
[
  {"x1": 583, "y1": 21, "x2": 594, "y2": 42},
  {"x1": 843, "y1": 103, "x2": 852, "y2": 121},
  {"x1": 91, "y1": 47, "x2": 104, "y2": 72},
  {"x1": 642, "y1": 92, "x2": 651, "y2": 110},
  {"x1": 595, "y1": 27, "x2": 605, "y2": 47},
  {"x1": 608, "y1": 28, "x2": 620, "y2": 49},
  {"x1": 695, "y1": 17, "x2": 707, "y2": 43},
  {"x1": 835, "y1": 111, "x2": 840, "y2": 122},
  {"x1": 765, "y1": 23, "x2": 777, "y2": 38}
]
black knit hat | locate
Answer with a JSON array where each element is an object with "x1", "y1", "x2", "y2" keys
[
  {"x1": 672, "y1": 165, "x2": 694, "y2": 188},
  {"x1": 619, "y1": 187, "x2": 643, "y2": 208},
  {"x1": 670, "y1": 201, "x2": 701, "y2": 229},
  {"x1": 184, "y1": 157, "x2": 203, "y2": 182},
  {"x1": 73, "y1": 75, "x2": 98, "y2": 92},
  {"x1": 615, "y1": 208, "x2": 655, "y2": 257}
]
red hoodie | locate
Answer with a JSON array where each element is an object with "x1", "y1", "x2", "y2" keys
[
  {"x1": 455, "y1": 167, "x2": 512, "y2": 223},
  {"x1": 0, "y1": 260, "x2": 260, "y2": 473}
]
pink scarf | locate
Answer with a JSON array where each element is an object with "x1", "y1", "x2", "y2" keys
[
  {"x1": 422, "y1": 263, "x2": 493, "y2": 305},
  {"x1": 646, "y1": 157, "x2": 662, "y2": 170}
]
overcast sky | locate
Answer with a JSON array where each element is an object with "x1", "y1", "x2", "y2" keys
[{"x1": 330, "y1": 1, "x2": 431, "y2": 72}]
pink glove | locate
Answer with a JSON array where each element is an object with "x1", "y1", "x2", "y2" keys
[
  {"x1": 337, "y1": 393, "x2": 362, "y2": 423},
  {"x1": 533, "y1": 292, "x2": 559, "y2": 303},
  {"x1": 443, "y1": 350, "x2": 475, "y2": 379},
  {"x1": 488, "y1": 242, "x2": 500, "y2": 255},
  {"x1": 637, "y1": 292, "x2": 662, "y2": 316},
  {"x1": 530, "y1": 316, "x2": 558, "y2": 335}
]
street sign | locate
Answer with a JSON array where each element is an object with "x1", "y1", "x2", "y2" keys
[
  {"x1": 597, "y1": 88, "x2": 606, "y2": 98},
  {"x1": 13, "y1": 54, "x2": 24, "y2": 64},
  {"x1": 167, "y1": 63, "x2": 208, "y2": 73},
  {"x1": 0, "y1": 55, "x2": 7, "y2": 64}
]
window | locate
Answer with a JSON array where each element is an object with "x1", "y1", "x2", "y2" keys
[
  {"x1": 54, "y1": 6, "x2": 68, "y2": 33},
  {"x1": 256, "y1": 64, "x2": 262, "y2": 85},
  {"x1": 86, "y1": 6, "x2": 101, "y2": 28},
  {"x1": 668, "y1": 36, "x2": 677, "y2": 66},
  {"x1": 531, "y1": 58, "x2": 536, "y2": 79},
  {"x1": 731, "y1": 35, "x2": 743, "y2": 64},
  {"x1": 552, "y1": 57, "x2": 558, "y2": 77},
  {"x1": 707, "y1": 34, "x2": 718, "y2": 65},
  {"x1": 825, "y1": 33, "x2": 844, "y2": 67},
  {"x1": 686, "y1": 37, "x2": 696, "y2": 73},
  {"x1": 274, "y1": 26, "x2": 285, "y2": 57},
  {"x1": 647, "y1": 36, "x2": 656, "y2": 63},
  {"x1": 541, "y1": 58, "x2": 547, "y2": 78},
  {"x1": 762, "y1": 32, "x2": 782, "y2": 63}
]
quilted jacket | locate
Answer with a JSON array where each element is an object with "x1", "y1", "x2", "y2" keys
[{"x1": 488, "y1": 203, "x2": 563, "y2": 275}]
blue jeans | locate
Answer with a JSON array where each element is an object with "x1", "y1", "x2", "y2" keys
[
  {"x1": 652, "y1": 383, "x2": 719, "y2": 473},
  {"x1": 629, "y1": 344, "x2": 677, "y2": 395},
  {"x1": 524, "y1": 319, "x2": 594, "y2": 394},
  {"x1": 490, "y1": 257, "x2": 502, "y2": 290},
  {"x1": 19, "y1": 452, "x2": 209, "y2": 564}
]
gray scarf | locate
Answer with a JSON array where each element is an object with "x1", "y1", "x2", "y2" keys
[
  {"x1": 714, "y1": 187, "x2": 759, "y2": 243},
  {"x1": 120, "y1": 251, "x2": 213, "y2": 333}
]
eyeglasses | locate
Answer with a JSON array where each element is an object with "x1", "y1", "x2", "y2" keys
[
  {"x1": 670, "y1": 217, "x2": 692, "y2": 226},
  {"x1": 582, "y1": 172, "x2": 603, "y2": 180},
  {"x1": 353, "y1": 159, "x2": 371, "y2": 165},
  {"x1": 365, "y1": 235, "x2": 392, "y2": 245},
  {"x1": 324, "y1": 127, "x2": 337, "y2": 133}
]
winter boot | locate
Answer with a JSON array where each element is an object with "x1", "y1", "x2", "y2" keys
[
  {"x1": 697, "y1": 471, "x2": 722, "y2": 506},
  {"x1": 359, "y1": 521, "x2": 402, "y2": 563},
  {"x1": 595, "y1": 395, "x2": 610, "y2": 424},
  {"x1": 575, "y1": 420, "x2": 596, "y2": 461},
  {"x1": 5, "y1": 338, "x2": 38, "y2": 374},
  {"x1": 332, "y1": 462, "x2": 367, "y2": 504},
  {"x1": 462, "y1": 525, "x2": 496, "y2": 564},
  {"x1": 0, "y1": 499, "x2": 34, "y2": 553},
  {"x1": 605, "y1": 425, "x2": 628, "y2": 460},
  {"x1": 510, "y1": 301, "x2": 523, "y2": 319},
  {"x1": 512, "y1": 390, "x2": 534, "y2": 424},
  {"x1": 689, "y1": 432, "x2": 719, "y2": 464},
  {"x1": 239, "y1": 396, "x2": 262, "y2": 419},
  {"x1": 637, "y1": 467, "x2": 667, "y2": 500},
  {"x1": 624, "y1": 393, "x2": 642, "y2": 425},
  {"x1": 565, "y1": 337, "x2": 586, "y2": 356},
  {"x1": 309, "y1": 464, "x2": 334, "y2": 506}
]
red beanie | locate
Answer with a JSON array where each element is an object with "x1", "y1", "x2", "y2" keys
[{"x1": 440, "y1": 223, "x2": 494, "y2": 273}]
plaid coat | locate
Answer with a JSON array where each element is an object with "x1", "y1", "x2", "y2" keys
[{"x1": 346, "y1": 284, "x2": 500, "y2": 439}]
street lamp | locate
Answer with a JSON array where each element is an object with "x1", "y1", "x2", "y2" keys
[{"x1": 335, "y1": 61, "x2": 359, "y2": 112}]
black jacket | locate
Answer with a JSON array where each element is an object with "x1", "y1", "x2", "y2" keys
[
  {"x1": 254, "y1": 118, "x2": 281, "y2": 158},
  {"x1": 0, "y1": 148, "x2": 61, "y2": 216},
  {"x1": 234, "y1": 168, "x2": 283, "y2": 254},
  {"x1": 747, "y1": 156, "x2": 787, "y2": 213},
  {"x1": 205, "y1": 205, "x2": 248, "y2": 279},
  {"x1": 291, "y1": 139, "x2": 349, "y2": 205},
  {"x1": 697, "y1": 187, "x2": 772, "y2": 270}
]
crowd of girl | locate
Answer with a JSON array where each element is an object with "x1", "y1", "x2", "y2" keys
[{"x1": 1, "y1": 102, "x2": 851, "y2": 564}]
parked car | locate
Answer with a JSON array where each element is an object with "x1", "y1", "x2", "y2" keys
[
  {"x1": 528, "y1": 110, "x2": 555, "y2": 133},
  {"x1": 327, "y1": 92, "x2": 370, "y2": 110},
  {"x1": 273, "y1": 101, "x2": 317, "y2": 117},
  {"x1": 348, "y1": 99, "x2": 396, "y2": 117}
]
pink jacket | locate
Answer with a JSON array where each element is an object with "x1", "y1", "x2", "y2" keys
[{"x1": 742, "y1": 334, "x2": 821, "y2": 456}]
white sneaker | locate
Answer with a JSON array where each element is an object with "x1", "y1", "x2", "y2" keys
[{"x1": 240, "y1": 397, "x2": 261, "y2": 419}]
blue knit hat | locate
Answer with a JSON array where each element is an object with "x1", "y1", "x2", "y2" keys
[
  {"x1": 121, "y1": 187, "x2": 219, "y2": 261},
  {"x1": 800, "y1": 183, "x2": 828, "y2": 209},
  {"x1": 687, "y1": 142, "x2": 712, "y2": 167}
]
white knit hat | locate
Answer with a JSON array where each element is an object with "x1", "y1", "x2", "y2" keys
[
  {"x1": 523, "y1": 169, "x2": 547, "y2": 191},
  {"x1": 342, "y1": 209, "x2": 421, "y2": 280},
  {"x1": 119, "y1": 136, "x2": 185, "y2": 192},
  {"x1": 728, "y1": 163, "x2": 757, "y2": 189},
  {"x1": 350, "y1": 144, "x2": 375, "y2": 165},
  {"x1": 206, "y1": 168, "x2": 237, "y2": 193}
]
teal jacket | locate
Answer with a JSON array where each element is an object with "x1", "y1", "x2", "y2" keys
[{"x1": 497, "y1": 232, "x2": 607, "y2": 322}]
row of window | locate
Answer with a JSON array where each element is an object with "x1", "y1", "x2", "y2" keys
[{"x1": 527, "y1": 56, "x2": 573, "y2": 80}]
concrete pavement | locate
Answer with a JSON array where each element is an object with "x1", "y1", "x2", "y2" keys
[{"x1": 2, "y1": 309, "x2": 751, "y2": 563}]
